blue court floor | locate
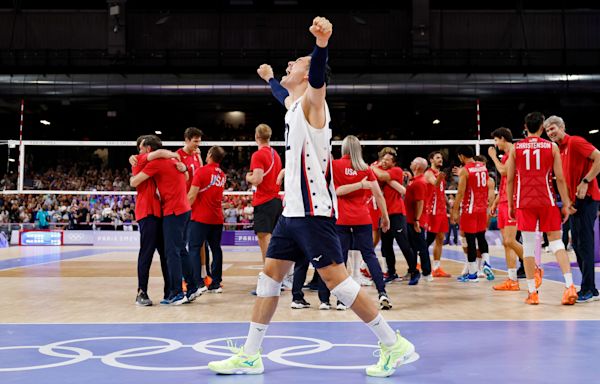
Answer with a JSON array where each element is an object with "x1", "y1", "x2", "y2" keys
[{"x1": 1, "y1": 321, "x2": 598, "y2": 384}]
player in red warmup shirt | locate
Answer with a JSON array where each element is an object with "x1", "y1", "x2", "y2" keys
[
  {"x1": 488, "y1": 127, "x2": 543, "y2": 292},
  {"x1": 404, "y1": 157, "x2": 433, "y2": 281},
  {"x1": 130, "y1": 135, "x2": 195, "y2": 306},
  {"x1": 506, "y1": 112, "x2": 577, "y2": 305},
  {"x1": 131, "y1": 135, "x2": 174, "y2": 306},
  {"x1": 371, "y1": 147, "x2": 420, "y2": 285},
  {"x1": 187, "y1": 146, "x2": 227, "y2": 293},
  {"x1": 424, "y1": 151, "x2": 451, "y2": 278},
  {"x1": 177, "y1": 127, "x2": 211, "y2": 292},
  {"x1": 318, "y1": 135, "x2": 392, "y2": 311},
  {"x1": 451, "y1": 146, "x2": 493, "y2": 282}
]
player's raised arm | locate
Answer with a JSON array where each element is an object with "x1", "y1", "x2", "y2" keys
[
  {"x1": 257, "y1": 64, "x2": 290, "y2": 108},
  {"x1": 302, "y1": 16, "x2": 332, "y2": 128}
]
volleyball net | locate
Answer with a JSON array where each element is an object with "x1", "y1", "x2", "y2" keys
[{"x1": 0, "y1": 138, "x2": 495, "y2": 242}]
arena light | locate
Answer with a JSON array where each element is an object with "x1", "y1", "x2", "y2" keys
[
  {"x1": 433, "y1": 119, "x2": 441, "y2": 125},
  {"x1": 155, "y1": 130, "x2": 162, "y2": 135},
  {"x1": 8, "y1": 158, "x2": 15, "y2": 162},
  {"x1": 589, "y1": 129, "x2": 599, "y2": 134},
  {"x1": 40, "y1": 120, "x2": 51, "y2": 125}
]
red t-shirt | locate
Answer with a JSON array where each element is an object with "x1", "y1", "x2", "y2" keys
[
  {"x1": 250, "y1": 146, "x2": 282, "y2": 207},
  {"x1": 141, "y1": 158, "x2": 191, "y2": 216},
  {"x1": 498, "y1": 153, "x2": 517, "y2": 205},
  {"x1": 405, "y1": 174, "x2": 429, "y2": 226},
  {"x1": 177, "y1": 148, "x2": 202, "y2": 191},
  {"x1": 381, "y1": 166, "x2": 406, "y2": 215},
  {"x1": 424, "y1": 168, "x2": 447, "y2": 216},
  {"x1": 191, "y1": 163, "x2": 226, "y2": 224},
  {"x1": 461, "y1": 161, "x2": 489, "y2": 214},
  {"x1": 514, "y1": 137, "x2": 556, "y2": 209},
  {"x1": 132, "y1": 153, "x2": 162, "y2": 220},
  {"x1": 558, "y1": 134, "x2": 600, "y2": 202},
  {"x1": 332, "y1": 155, "x2": 375, "y2": 226}
]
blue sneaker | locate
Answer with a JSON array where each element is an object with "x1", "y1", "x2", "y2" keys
[
  {"x1": 186, "y1": 287, "x2": 203, "y2": 302},
  {"x1": 408, "y1": 272, "x2": 421, "y2": 286},
  {"x1": 384, "y1": 273, "x2": 399, "y2": 284},
  {"x1": 577, "y1": 291, "x2": 594, "y2": 303},
  {"x1": 160, "y1": 292, "x2": 188, "y2": 305},
  {"x1": 457, "y1": 273, "x2": 479, "y2": 283},
  {"x1": 482, "y1": 262, "x2": 495, "y2": 281}
]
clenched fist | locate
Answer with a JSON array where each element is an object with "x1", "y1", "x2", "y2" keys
[
  {"x1": 257, "y1": 64, "x2": 274, "y2": 82},
  {"x1": 309, "y1": 16, "x2": 333, "y2": 46}
]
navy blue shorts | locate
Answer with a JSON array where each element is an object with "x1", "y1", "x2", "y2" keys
[{"x1": 266, "y1": 216, "x2": 344, "y2": 269}]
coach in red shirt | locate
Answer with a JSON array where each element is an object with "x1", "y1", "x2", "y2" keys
[
  {"x1": 188, "y1": 146, "x2": 227, "y2": 293},
  {"x1": 246, "y1": 124, "x2": 283, "y2": 262},
  {"x1": 371, "y1": 147, "x2": 419, "y2": 285},
  {"x1": 130, "y1": 135, "x2": 194, "y2": 305},
  {"x1": 404, "y1": 157, "x2": 433, "y2": 281},
  {"x1": 545, "y1": 116, "x2": 600, "y2": 302}
]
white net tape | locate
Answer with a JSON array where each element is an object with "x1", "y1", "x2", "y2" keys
[{"x1": 1, "y1": 138, "x2": 494, "y2": 195}]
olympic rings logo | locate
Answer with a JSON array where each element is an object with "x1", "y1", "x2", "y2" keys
[{"x1": 0, "y1": 335, "x2": 419, "y2": 372}]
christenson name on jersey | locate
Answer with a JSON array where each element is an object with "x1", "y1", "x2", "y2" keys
[
  {"x1": 282, "y1": 97, "x2": 337, "y2": 218},
  {"x1": 514, "y1": 136, "x2": 556, "y2": 209},
  {"x1": 514, "y1": 141, "x2": 553, "y2": 150}
]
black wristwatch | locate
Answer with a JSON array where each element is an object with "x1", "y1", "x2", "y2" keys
[{"x1": 582, "y1": 178, "x2": 590, "y2": 184}]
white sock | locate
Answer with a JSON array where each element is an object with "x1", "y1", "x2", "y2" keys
[
  {"x1": 433, "y1": 260, "x2": 441, "y2": 270},
  {"x1": 527, "y1": 279, "x2": 536, "y2": 293},
  {"x1": 468, "y1": 262, "x2": 478, "y2": 275},
  {"x1": 367, "y1": 313, "x2": 397, "y2": 347},
  {"x1": 482, "y1": 253, "x2": 490, "y2": 265},
  {"x1": 564, "y1": 273, "x2": 573, "y2": 288},
  {"x1": 351, "y1": 251, "x2": 362, "y2": 279},
  {"x1": 201, "y1": 265, "x2": 207, "y2": 278},
  {"x1": 244, "y1": 322, "x2": 268, "y2": 355},
  {"x1": 378, "y1": 257, "x2": 388, "y2": 273},
  {"x1": 476, "y1": 258, "x2": 482, "y2": 270},
  {"x1": 508, "y1": 268, "x2": 517, "y2": 281}
]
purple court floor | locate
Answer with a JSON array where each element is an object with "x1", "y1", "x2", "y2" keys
[{"x1": 1, "y1": 320, "x2": 598, "y2": 384}]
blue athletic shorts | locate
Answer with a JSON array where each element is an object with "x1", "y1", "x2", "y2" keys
[{"x1": 266, "y1": 216, "x2": 344, "y2": 269}]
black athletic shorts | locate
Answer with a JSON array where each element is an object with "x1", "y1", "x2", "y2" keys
[{"x1": 253, "y1": 198, "x2": 283, "y2": 234}]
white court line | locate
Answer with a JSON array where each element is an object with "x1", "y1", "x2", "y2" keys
[{"x1": 2, "y1": 319, "x2": 598, "y2": 325}]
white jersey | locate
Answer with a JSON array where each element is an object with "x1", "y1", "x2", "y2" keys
[{"x1": 282, "y1": 96, "x2": 337, "y2": 218}]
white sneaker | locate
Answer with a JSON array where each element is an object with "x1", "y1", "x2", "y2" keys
[
  {"x1": 282, "y1": 273, "x2": 293, "y2": 290},
  {"x1": 336, "y1": 301, "x2": 347, "y2": 311},
  {"x1": 319, "y1": 302, "x2": 331, "y2": 310},
  {"x1": 424, "y1": 274, "x2": 434, "y2": 282},
  {"x1": 358, "y1": 276, "x2": 373, "y2": 286}
]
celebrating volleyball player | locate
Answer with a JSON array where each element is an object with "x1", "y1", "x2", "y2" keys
[
  {"x1": 129, "y1": 135, "x2": 195, "y2": 305},
  {"x1": 208, "y1": 17, "x2": 415, "y2": 378},
  {"x1": 506, "y1": 112, "x2": 577, "y2": 305},
  {"x1": 132, "y1": 135, "x2": 171, "y2": 306}
]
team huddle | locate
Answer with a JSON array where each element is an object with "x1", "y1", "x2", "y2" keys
[{"x1": 129, "y1": 16, "x2": 600, "y2": 379}]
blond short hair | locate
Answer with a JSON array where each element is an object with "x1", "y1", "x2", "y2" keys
[{"x1": 255, "y1": 124, "x2": 272, "y2": 142}]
